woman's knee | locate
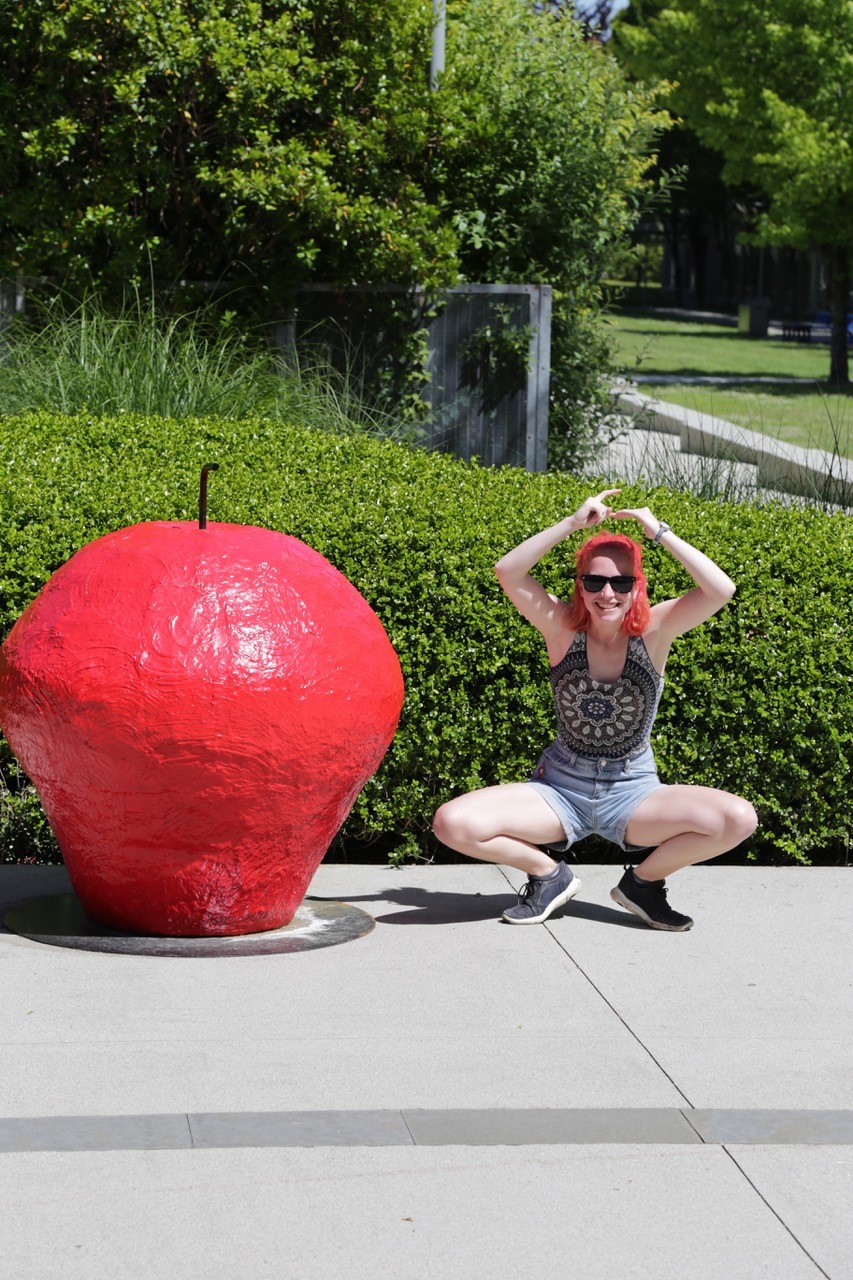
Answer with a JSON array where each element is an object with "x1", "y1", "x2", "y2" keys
[
  {"x1": 698, "y1": 794, "x2": 758, "y2": 841},
  {"x1": 432, "y1": 801, "x2": 455, "y2": 846},
  {"x1": 433, "y1": 798, "x2": 480, "y2": 849},
  {"x1": 433, "y1": 793, "x2": 508, "y2": 850},
  {"x1": 727, "y1": 797, "x2": 758, "y2": 844}
]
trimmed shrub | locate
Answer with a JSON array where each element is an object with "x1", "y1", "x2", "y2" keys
[{"x1": 1, "y1": 411, "x2": 851, "y2": 866}]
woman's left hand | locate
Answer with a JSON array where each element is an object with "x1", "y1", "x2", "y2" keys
[{"x1": 612, "y1": 506, "x2": 658, "y2": 539}]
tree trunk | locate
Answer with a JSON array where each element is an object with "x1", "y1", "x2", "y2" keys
[
  {"x1": 825, "y1": 246, "x2": 850, "y2": 387},
  {"x1": 663, "y1": 214, "x2": 684, "y2": 307},
  {"x1": 688, "y1": 217, "x2": 708, "y2": 309}
]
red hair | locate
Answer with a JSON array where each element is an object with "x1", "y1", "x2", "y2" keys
[{"x1": 565, "y1": 532, "x2": 650, "y2": 636}]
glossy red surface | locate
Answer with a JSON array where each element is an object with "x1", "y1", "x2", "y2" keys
[{"x1": 0, "y1": 522, "x2": 404, "y2": 935}]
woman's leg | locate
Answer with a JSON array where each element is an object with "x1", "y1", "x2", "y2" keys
[
  {"x1": 433, "y1": 784, "x2": 567, "y2": 877},
  {"x1": 625, "y1": 784, "x2": 758, "y2": 880}
]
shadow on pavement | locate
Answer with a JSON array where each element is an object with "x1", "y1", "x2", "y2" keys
[
  {"x1": 0, "y1": 866, "x2": 71, "y2": 925},
  {"x1": 338, "y1": 887, "x2": 646, "y2": 928},
  {"x1": 0, "y1": 869, "x2": 647, "y2": 932}
]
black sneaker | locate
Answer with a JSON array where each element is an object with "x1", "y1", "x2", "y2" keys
[
  {"x1": 610, "y1": 867, "x2": 693, "y2": 932},
  {"x1": 502, "y1": 861, "x2": 582, "y2": 925}
]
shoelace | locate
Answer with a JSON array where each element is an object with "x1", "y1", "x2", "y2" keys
[
  {"x1": 518, "y1": 880, "x2": 535, "y2": 903},
  {"x1": 518, "y1": 872, "x2": 559, "y2": 906}
]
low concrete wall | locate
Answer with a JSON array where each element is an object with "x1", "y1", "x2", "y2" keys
[{"x1": 615, "y1": 389, "x2": 853, "y2": 508}]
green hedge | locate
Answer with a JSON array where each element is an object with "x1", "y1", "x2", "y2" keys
[{"x1": 1, "y1": 411, "x2": 851, "y2": 866}]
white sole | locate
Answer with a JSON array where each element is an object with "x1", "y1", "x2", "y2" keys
[
  {"x1": 502, "y1": 876, "x2": 583, "y2": 925},
  {"x1": 610, "y1": 887, "x2": 693, "y2": 932}
]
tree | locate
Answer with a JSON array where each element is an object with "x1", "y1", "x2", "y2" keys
[
  {"x1": 439, "y1": 0, "x2": 665, "y2": 461},
  {"x1": 612, "y1": 2, "x2": 761, "y2": 312},
  {"x1": 617, "y1": 0, "x2": 853, "y2": 385},
  {"x1": 0, "y1": 0, "x2": 457, "y2": 295},
  {"x1": 0, "y1": 0, "x2": 665, "y2": 461}
]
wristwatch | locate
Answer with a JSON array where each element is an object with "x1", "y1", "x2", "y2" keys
[{"x1": 651, "y1": 522, "x2": 670, "y2": 545}]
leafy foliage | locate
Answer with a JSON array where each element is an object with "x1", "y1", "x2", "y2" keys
[
  {"x1": 0, "y1": 0, "x2": 667, "y2": 463},
  {"x1": 0, "y1": 0, "x2": 456, "y2": 293},
  {"x1": 1, "y1": 412, "x2": 851, "y2": 867},
  {"x1": 440, "y1": 0, "x2": 667, "y2": 461},
  {"x1": 616, "y1": 0, "x2": 853, "y2": 383}
]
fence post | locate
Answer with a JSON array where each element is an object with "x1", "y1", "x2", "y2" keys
[{"x1": 527, "y1": 285, "x2": 551, "y2": 473}]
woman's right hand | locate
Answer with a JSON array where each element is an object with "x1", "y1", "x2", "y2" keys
[{"x1": 572, "y1": 489, "x2": 621, "y2": 528}]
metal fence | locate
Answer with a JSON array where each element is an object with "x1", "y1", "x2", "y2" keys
[
  {"x1": 288, "y1": 283, "x2": 552, "y2": 472},
  {"x1": 2, "y1": 275, "x2": 553, "y2": 472}
]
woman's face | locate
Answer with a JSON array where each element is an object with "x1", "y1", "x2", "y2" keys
[{"x1": 579, "y1": 552, "x2": 638, "y2": 627}]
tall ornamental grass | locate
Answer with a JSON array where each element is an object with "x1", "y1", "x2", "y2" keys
[{"x1": 0, "y1": 294, "x2": 403, "y2": 438}]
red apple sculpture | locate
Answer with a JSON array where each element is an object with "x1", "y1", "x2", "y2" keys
[{"x1": 0, "y1": 488, "x2": 404, "y2": 936}]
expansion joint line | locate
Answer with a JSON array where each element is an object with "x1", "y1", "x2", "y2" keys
[
  {"x1": 721, "y1": 1147, "x2": 831, "y2": 1279},
  {"x1": 541, "y1": 919, "x2": 695, "y2": 1109},
  {"x1": 497, "y1": 866, "x2": 692, "y2": 1108}
]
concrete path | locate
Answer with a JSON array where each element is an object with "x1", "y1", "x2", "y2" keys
[
  {"x1": 1, "y1": 862, "x2": 851, "y2": 1279},
  {"x1": 595, "y1": 385, "x2": 853, "y2": 510}
]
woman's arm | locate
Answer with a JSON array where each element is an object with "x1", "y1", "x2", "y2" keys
[
  {"x1": 613, "y1": 506, "x2": 735, "y2": 643},
  {"x1": 495, "y1": 489, "x2": 621, "y2": 641}
]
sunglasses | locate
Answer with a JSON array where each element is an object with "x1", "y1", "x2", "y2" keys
[{"x1": 581, "y1": 574, "x2": 636, "y2": 594}]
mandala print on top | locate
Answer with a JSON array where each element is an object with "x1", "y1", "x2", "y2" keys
[{"x1": 550, "y1": 632, "x2": 664, "y2": 761}]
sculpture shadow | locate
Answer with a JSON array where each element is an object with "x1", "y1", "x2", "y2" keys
[
  {"x1": 335, "y1": 888, "x2": 644, "y2": 928},
  {"x1": 0, "y1": 866, "x2": 71, "y2": 927},
  {"x1": 0, "y1": 869, "x2": 643, "y2": 933}
]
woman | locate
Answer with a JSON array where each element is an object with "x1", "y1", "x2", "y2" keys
[{"x1": 433, "y1": 489, "x2": 757, "y2": 930}]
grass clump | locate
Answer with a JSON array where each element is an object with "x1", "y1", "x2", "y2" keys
[{"x1": 0, "y1": 293, "x2": 405, "y2": 439}]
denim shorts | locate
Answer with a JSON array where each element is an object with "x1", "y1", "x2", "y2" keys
[{"x1": 525, "y1": 738, "x2": 664, "y2": 853}]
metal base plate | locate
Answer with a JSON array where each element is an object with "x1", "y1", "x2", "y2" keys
[{"x1": 2, "y1": 893, "x2": 375, "y2": 957}]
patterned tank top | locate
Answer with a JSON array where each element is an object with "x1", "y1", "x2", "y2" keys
[{"x1": 550, "y1": 631, "x2": 664, "y2": 761}]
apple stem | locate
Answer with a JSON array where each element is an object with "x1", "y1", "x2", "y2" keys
[{"x1": 198, "y1": 464, "x2": 220, "y2": 530}]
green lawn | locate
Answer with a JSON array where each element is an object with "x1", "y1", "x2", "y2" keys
[
  {"x1": 608, "y1": 311, "x2": 853, "y2": 457},
  {"x1": 637, "y1": 383, "x2": 853, "y2": 456}
]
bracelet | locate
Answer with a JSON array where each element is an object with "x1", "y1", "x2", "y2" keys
[{"x1": 651, "y1": 522, "x2": 670, "y2": 545}]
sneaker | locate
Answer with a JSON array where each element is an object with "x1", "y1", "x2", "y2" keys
[
  {"x1": 610, "y1": 867, "x2": 693, "y2": 931},
  {"x1": 502, "y1": 861, "x2": 582, "y2": 925}
]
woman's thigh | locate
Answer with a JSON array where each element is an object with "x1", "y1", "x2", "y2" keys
[
  {"x1": 624, "y1": 784, "x2": 756, "y2": 847},
  {"x1": 434, "y1": 784, "x2": 566, "y2": 847}
]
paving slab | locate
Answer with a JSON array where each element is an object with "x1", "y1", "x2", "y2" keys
[
  {"x1": 401, "y1": 1106, "x2": 699, "y2": 1146},
  {"x1": 526, "y1": 864, "x2": 853, "y2": 1109},
  {"x1": 0, "y1": 865, "x2": 683, "y2": 1115},
  {"x1": 728, "y1": 1146, "x2": 853, "y2": 1280},
  {"x1": 2, "y1": 862, "x2": 851, "y2": 1278},
  {"x1": 690, "y1": 1110, "x2": 853, "y2": 1145},
  {"x1": 3, "y1": 864, "x2": 852, "y2": 1114},
  {"x1": 0, "y1": 1113, "x2": 191, "y2": 1153},
  {"x1": 0, "y1": 1146, "x2": 828, "y2": 1280},
  {"x1": 188, "y1": 1108, "x2": 413, "y2": 1149}
]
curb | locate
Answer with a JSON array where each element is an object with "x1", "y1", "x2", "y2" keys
[{"x1": 614, "y1": 387, "x2": 853, "y2": 509}]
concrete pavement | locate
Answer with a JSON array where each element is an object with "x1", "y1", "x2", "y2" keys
[{"x1": 1, "y1": 861, "x2": 851, "y2": 1279}]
